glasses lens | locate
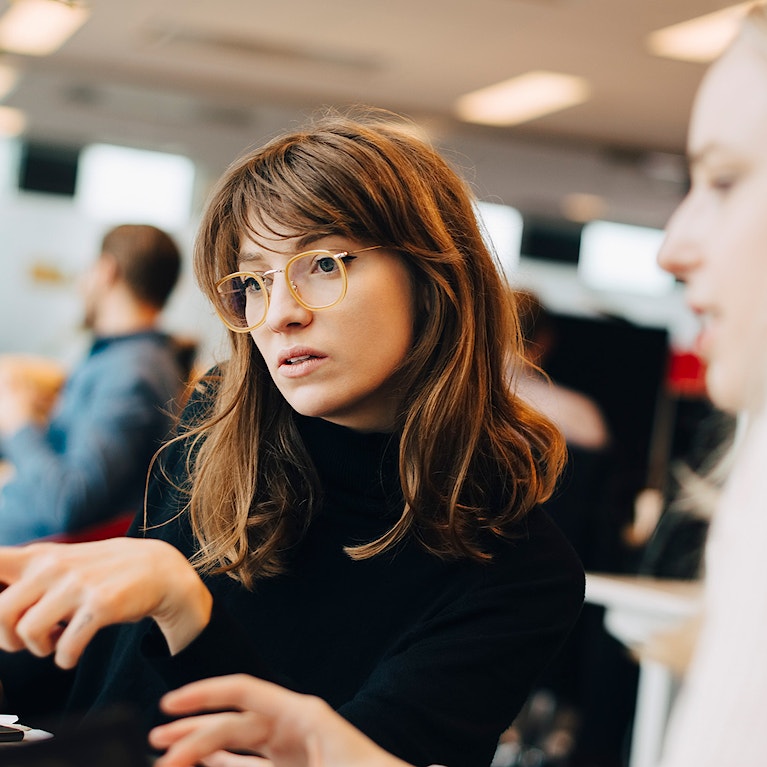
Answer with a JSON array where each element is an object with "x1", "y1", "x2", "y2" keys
[
  {"x1": 216, "y1": 273, "x2": 267, "y2": 330},
  {"x1": 287, "y1": 251, "x2": 346, "y2": 309}
]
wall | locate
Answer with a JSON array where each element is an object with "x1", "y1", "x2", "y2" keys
[{"x1": 0, "y1": 137, "x2": 227, "y2": 371}]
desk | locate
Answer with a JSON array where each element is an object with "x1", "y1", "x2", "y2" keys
[{"x1": 585, "y1": 573, "x2": 702, "y2": 767}]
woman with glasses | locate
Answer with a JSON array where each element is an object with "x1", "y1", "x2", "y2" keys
[
  {"x1": 0, "y1": 110, "x2": 583, "y2": 767},
  {"x1": 150, "y1": 4, "x2": 767, "y2": 766}
]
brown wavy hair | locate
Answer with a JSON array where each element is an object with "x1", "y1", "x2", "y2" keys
[{"x1": 178, "y1": 109, "x2": 565, "y2": 587}]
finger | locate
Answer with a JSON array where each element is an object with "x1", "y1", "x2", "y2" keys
[
  {"x1": 153, "y1": 713, "x2": 269, "y2": 767},
  {"x1": 0, "y1": 568, "x2": 51, "y2": 652},
  {"x1": 160, "y1": 749, "x2": 271, "y2": 767},
  {"x1": 13, "y1": 583, "x2": 81, "y2": 658},
  {"x1": 161, "y1": 675, "x2": 297, "y2": 718},
  {"x1": 202, "y1": 752, "x2": 272, "y2": 767},
  {"x1": 16, "y1": 590, "x2": 102, "y2": 669},
  {"x1": 52, "y1": 606, "x2": 102, "y2": 669},
  {"x1": 151, "y1": 714, "x2": 236, "y2": 749}
]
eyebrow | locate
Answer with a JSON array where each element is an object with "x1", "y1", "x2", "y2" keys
[
  {"x1": 238, "y1": 253, "x2": 268, "y2": 267},
  {"x1": 238, "y1": 235, "x2": 343, "y2": 265}
]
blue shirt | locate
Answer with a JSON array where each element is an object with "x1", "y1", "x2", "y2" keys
[{"x1": 0, "y1": 331, "x2": 184, "y2": 543}]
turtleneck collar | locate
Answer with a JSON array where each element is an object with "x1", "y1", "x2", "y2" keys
[{"x1": 294, "y1": 414, "x2": 402, "y2": 506}]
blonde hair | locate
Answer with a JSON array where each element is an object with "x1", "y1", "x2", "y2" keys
[{"x1": 172, "y1": 110, "x2": 565, "y2": 587}]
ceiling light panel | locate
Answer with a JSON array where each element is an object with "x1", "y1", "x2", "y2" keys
[
  {"x1": 647, "y1": 2, "x2": 751, "y2": 63},
  {"x1": 0, "y1": 0, "x2": 90, "y2": 56},
  {"x1": 455, "y1": 71, "x2": 591, "y2": 127}
]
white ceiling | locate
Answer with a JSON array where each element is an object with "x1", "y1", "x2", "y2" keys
[{"x1": 0, "y1": 0, "x2": 732, "y2": 225}]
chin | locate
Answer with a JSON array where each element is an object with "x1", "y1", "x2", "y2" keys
[
  {"x1": 284, "y1": 396, "x2": 337, "y2": 422},
  {"x1": 706, "y1": 366, "x2": 747, "y2": 414}
]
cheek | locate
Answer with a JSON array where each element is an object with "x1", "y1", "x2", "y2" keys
[
  {"x1": 248, "y1": 332, "x2": 274, "y2": 377},
  {"x1": 721, "y1": 180, "x2": 767, "y2": 273},
  {"x1": 708, "y1": 302, "x2": 767, "y2": 412},
  {"x1": 366, "y1": 286, "x2": 415, "y2": 361}
]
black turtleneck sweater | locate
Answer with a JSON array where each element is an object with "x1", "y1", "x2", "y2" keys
[{"x1": 0, "y1": 386, "x2": 584, "y2": 767}]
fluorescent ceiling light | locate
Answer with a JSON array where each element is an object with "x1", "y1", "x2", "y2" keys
[
  {"x1": 647, "y1": 2, "x2": 751, "y2": 63},
  {"x1": 0, "y1": 105, "x2": 26, "y2": 137},
  {"x1": 0, "y1": 64, "x2": 19, "y2": 99},
  {"x1": 0, "y1": 0, "x2": 90, "y2": 56},
  {"x1": 455, "y1": 71, "x2": 590, "y2": 127}
]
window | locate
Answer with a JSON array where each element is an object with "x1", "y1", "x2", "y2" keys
[
  {"x1": 76, "y1": 143, "x2": 195, "y2": 230},
  {"x1": 578, "y1": 219, "x2": 674, "y2": 295}
]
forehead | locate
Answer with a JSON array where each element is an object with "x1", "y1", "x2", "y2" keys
[
  {"x1": 236, "y1": 222, "x2": 315, "y2": 260},
  {"x1": 689, "y1": 39, "x2": 767, "y2": 159}
]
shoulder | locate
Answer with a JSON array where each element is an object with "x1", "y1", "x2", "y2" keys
[
  {"x1": 146, "y1": 367, "x2": 221, "y2": 494},
  {"x1": 480, "y1": 507, "x2": 585, "y2": 611},
  {"x1": 178, "y1": 366, "x2": 222, "y2": 428},
  {"x1": 73, "y1": 334, "x2": 181, "y2": 388}
]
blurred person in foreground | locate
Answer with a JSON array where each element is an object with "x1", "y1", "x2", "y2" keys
[
  {"x1": 0, "y1": 224, "x2": 185, "y2": 544},
  {"x1": 149, "y1": 4, "x2": 767, "y2": 766},
  {"x1": 652, "y1": 3, "x2": 767, "y2": 764}
]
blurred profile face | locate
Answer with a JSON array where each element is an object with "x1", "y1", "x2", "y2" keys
[
  {"x1": 241, "y1": 226, "x2": 416, "y2": 432},
  {"x1": 657, "y1": 36, "x2": 767, "y2": 414},
  {"x1": 78, "y1": 257, "x2": 102, "y2": 331},
  {"x1": 78, "y1": 253, "x2": 115, "y2": 332}
]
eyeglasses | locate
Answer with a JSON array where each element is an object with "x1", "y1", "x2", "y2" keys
[{"x1": 214, "y1": 245, "x2": 382, "y2": 332}]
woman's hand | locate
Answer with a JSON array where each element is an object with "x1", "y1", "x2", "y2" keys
[
  {"x1": 0, "y1": 538, "x2": 212, "y2": 668},
  {"x1": 150, "y1": 674, "x2": 411, "y2": 767}
]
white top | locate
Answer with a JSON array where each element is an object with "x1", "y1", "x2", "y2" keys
[{"x1": 659, "y1": 412, "x2": 767, "y2": 766}]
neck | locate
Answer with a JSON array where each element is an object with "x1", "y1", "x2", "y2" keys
[{"x1": 92, "y1": 289, "x2": 161, "y2": 337}]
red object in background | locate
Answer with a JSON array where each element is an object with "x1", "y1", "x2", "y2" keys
[
  {"x1": 666, "y1": 350, "x2": 708, "y2": 397},
  {"x1": 43, "y1": 511, "x2": 135, "y2": 544}
]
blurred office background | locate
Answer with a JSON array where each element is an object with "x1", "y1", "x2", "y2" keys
[
  {"x1": 0, "y1": 0, "x2": 736, "y2": 504},
  {"x1": 0, "y1": 2, "x2": 746, "y2": 763}
]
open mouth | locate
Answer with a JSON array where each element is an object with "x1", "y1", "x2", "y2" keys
[{"x1": 284, "y1": 354, "x2": 316, "y2": 365}]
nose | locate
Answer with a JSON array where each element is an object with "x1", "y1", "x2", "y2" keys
[
  {"x1": 656, "y1": 195, "x2": 704, "y2": 281},
  {"x1": 263, "y1": 275, "x2": 313, "y2": 332}
]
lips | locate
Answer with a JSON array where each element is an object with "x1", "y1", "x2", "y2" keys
[{"x1": 278, "y1": 348, "x2": 327, "y2": 367}]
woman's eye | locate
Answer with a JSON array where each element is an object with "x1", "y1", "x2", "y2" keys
[
  {"x1": 314, "y1": 256, "x2": 339, "y2": 274},
  {"x1": 712, "y1": 178, "x2": 735, "y2": 192},
  {"x1": 242, "y1": 276, "x2": 262, "y2": 293},
  {"x1": 709, "y1": 172, "x2": 739, "y2": 194}
]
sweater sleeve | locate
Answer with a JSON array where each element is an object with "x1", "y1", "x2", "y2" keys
[{"x1": 140, "y1": 600, "x2": 286, "y2": 692}]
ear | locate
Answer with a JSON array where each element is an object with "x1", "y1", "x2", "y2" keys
[{"x1": 95, "y1": 252, "x2": 120, "y2": 287}]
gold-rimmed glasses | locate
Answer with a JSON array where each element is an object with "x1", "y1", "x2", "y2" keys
[{"x1": 214, "y1": 245, "x2": 382, "y2": 332}]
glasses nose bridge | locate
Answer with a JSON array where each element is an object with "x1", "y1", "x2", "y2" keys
[
  {"x1": 261, "y1": 266, "x2": 299, "y2": 296},
  {"x1": 261, "y1": 266, "x2": 305, "y2": 327}
]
